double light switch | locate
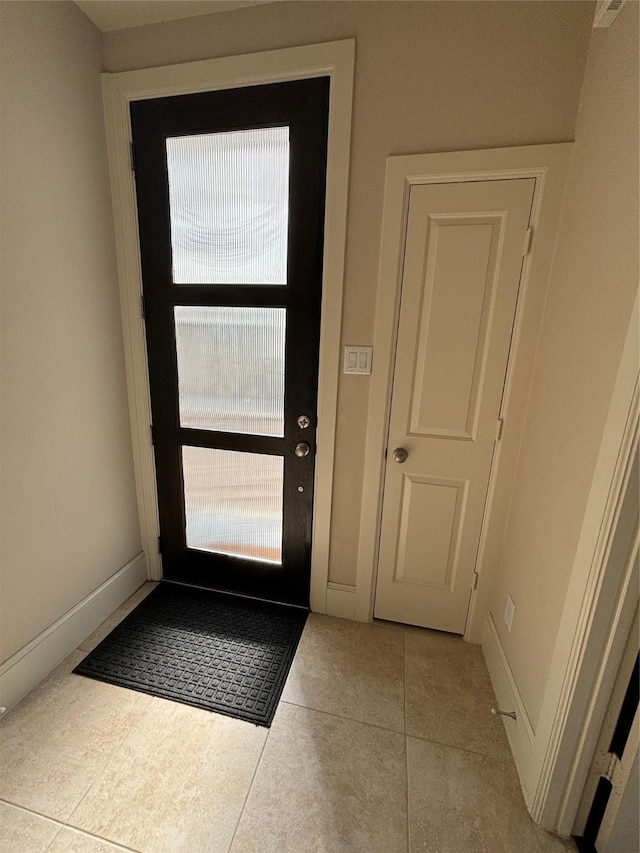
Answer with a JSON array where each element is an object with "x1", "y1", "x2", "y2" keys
[{"x1": 343, "y1": 346, "x2": 373, "y2": 375}]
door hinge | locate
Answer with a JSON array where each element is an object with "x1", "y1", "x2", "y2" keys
[
  {"x1": 593, "y1": 750, "x2": 620, "y2": 782},
  {"x1": 496, "y1": 418, "x2": 505, "y2": 442},
  {"x1": 158, "y1": 536, "x2": 162, "y2": 555},
  {"x1": 140, "y1": 294, "x2": 146, "y2": 320},
  {"x1": 129, "y1": 141, "x2": 136, "y2": 172},
  {"x1": 523, "y1": 227, "x2": 533, "y2": 257},
  {"x1": 602, "y1": 752, "x2": 619, "y2": 782}
]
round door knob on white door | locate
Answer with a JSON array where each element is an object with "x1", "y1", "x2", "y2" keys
[
  {"x1": 392, "y1": 447, "x2": 408, "y2": 463},
  {"x1": 295, "y1": 442, "x2": 311, "y2": 458}
]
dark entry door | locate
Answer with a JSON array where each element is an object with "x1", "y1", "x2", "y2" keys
[{"x1": 131, "y1": 78, "x2": 329, "y2": 607}]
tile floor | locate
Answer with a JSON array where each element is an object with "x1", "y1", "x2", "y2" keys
[{"x1": 0, "y1": 583, "x2": 576, "y2": 853}]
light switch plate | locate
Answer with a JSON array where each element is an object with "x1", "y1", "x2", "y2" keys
[{"x1": 343, "y1": 345, "x2": 372, "y2": 375}]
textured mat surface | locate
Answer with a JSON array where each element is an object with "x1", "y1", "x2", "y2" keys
[{"x1": 74, "y1": 583, "x2": 308, "y2": 726}]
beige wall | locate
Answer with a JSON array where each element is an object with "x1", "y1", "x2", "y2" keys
[
  {"x1": 0, "y1": 1, "x2": 141, "y2": 662},
  {"x1": 489, "y1": 3, "x2": 639, "y2": 726},
  {"x1": 102, "y1": 1, "x2": 594, "y2": 586}
]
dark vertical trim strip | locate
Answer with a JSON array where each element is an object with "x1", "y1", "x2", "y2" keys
[
  {"x1": 609, "y1": 653, "x2": 639, "y2": 759},
  {"x1": 582, "y1": 776, "x2": 613, "y2": 848}
]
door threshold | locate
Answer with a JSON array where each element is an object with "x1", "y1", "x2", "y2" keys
[{"x1": 161, "y1": 578, "x2": 309, "y2": 611}]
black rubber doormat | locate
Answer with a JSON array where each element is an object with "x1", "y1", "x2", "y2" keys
[{"x1": 74, "y1": 583, "x2": 307, "y2": 726}]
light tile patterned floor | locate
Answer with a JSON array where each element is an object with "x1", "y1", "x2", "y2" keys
[{"x1": 0, "y1": 584, "x2": 576, "y2": 853}]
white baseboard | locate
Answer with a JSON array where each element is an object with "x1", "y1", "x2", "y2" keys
[
  {"x1": 0, "y1": 552, "x2": 147, "y2": 714},
  {"x1": 482, "y1": 613, "x2": 536, "y2": 806},
  {"x1": 325, "y1": 582, "x2": 357, "y2": 620}
]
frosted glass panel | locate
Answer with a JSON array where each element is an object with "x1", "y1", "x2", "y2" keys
[
  {"x1": 166, "y1": 128, "x2": 289, "y2": 284},
  {"x1": 182, "y1": 446, "x2": 283, "y2": 563},
  {"x1": 175, "y1": 306, "x2": 285, "y2": 436}
]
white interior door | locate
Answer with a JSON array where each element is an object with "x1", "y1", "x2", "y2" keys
[{"x1": 374, "y1": 178, "x2": 535, "y2": 632}]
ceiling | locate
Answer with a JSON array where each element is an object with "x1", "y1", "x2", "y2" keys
[{"x1": 75, "y1": 1, "x2": 275, "y2": 33}]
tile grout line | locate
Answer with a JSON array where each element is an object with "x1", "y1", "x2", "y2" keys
[
  {"x1": 62, "y1": 777, "x2": 144, "y2": 853},
  {"x1": 405, "y1": 728, "x2": 518, "y2": 763},
  {"x1": 278, "y1": 698, "x2": 405, "y2": 735},
  {"x1": 0, "y1": 799, "x2": 131, "y2": 853},
  {"x1": 42, "y1": 822, "x2": 64, "y2": 853},
  {"x1": 226, "y1": 724, "x2": 271, "y2": 852},
  {"x1": 43, "y1": 821, "x2": 142, "y2": 853},
  {"x1": 57, "y1": 825, "x2": 142, "y2": 853},
  {"x1": 60, "y1": 694, "x2": 155, "y2": 840},
  {"x1": 0, "y1": 797, "x2": 66, "y2": 828}
]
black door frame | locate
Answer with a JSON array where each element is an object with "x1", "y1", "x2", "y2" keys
[{"x1": 131, "y1": 78, "x2": 330, "y2": 606}]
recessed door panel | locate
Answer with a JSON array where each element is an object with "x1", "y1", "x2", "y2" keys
[
  {"x1": 410, "y1": 216, "x2": 504, "y2": 441},
  {"x1": 394, "y1": 475, "x2": 467, "y2": 591},
  {"x1": 375, "y1": 177, "x2": 535, "y2": 632}
]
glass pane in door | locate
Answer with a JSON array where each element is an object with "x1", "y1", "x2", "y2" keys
[
  {"x1": 182, "y1": 446, "x2": 284, "y2": 563},
  {"x1": 166, "y1": 128, "x2": 289, "y2": 284},
  {"x1": 175, "y1": 306, "x2": 286, "y2": 436}
]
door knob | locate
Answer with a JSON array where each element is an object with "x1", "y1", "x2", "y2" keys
[
  {"x1": 295, "y1": 442, "x2": 311, "y2": 458},
  {"x1": 392, "y1": 447, "x2": 408, "y2": 464}
]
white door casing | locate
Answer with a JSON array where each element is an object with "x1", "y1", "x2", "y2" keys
[
  {"x1": 355, "y1": 145, "x2": 573, "y2": 640},
  {"x1": 374, "y1": 178, "x2": 535, "y2": 632},
  {"x1": 100, "y1": 41, "x2": 354, "y2": 613}
]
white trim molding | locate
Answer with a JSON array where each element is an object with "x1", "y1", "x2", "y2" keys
[
  {"x1": 530, "y1": 292, "x2": 640, "y2": 832},
  {"x1": 0, "y1": 553, "x2": 147, "y2": 715},
  {"x1": 325, "y1": 582, "x2": 357, "y2": 620},
  {"x1": 354, "y1": 143, "x2": 573, "y2": 635},
  {"x1": 101, "y1": 41, "x2": 355, "y2": 612},
  {"x1": 482, "y1": 613, "x2": 536, "y2": 800}
]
